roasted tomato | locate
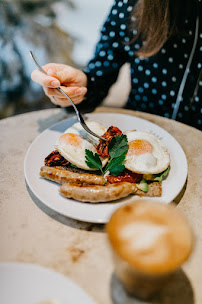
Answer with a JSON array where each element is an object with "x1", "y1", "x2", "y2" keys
[
  {"x1": 45, "y1": 150, "x2": 69, "y2": 167},
  {"x1": 107, "y1": 169, "x2": 142, "y2": 184},
  {"x1": 96, "y1": 126, "x2": 122, "y2": 157}
]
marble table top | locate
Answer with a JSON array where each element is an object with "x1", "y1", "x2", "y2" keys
[{"x1": 0, "y1": 107, "x2": 201, "y2": 304}]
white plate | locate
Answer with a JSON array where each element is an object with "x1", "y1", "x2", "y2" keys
[
  {"x1": 0, "y1": 262, "x2": 96, "y2": 304},
  {"x1": 24, "y1": 112, "x2": 187, "y2": 223}
]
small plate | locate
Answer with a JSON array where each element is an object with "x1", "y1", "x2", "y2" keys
[
  {"x1": 0, "y1": 262, "x2": 97, "y2": 304},
  {"x1": 24, "y1": 112, "x2": 187, "y2": 223}
]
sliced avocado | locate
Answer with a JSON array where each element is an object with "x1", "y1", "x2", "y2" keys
[
  {"x1": 137, "y1": 179, "x2": 149, "y2": 192},
  {"x1": 154, "y1": 166, "x2": 170, "y2": 182}
]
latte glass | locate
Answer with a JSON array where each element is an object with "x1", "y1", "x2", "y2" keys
[{"x1": 107, "y1": 200, "x2": 193, "y2": 300}]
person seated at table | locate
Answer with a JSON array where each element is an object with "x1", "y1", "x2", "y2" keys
[{"x1": 31, "y1": 0, "x2": 202, "y2": 130}]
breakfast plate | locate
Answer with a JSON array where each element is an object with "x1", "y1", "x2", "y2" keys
[
  {"x1": 0, "y1": 262, "x2": 97, "y2": 304},
  {"x1": 24, "y1": 112, "x2": 187, "y2": 223}
]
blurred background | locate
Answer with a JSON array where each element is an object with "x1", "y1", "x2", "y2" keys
[{"x1": 0, "y1": 0, "x2": 130, "y2": 119}]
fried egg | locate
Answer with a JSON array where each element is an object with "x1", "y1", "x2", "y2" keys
[
  {"x1": 55, "y1": 120, "x2": 108, "y2": 170},
  {"x1": 124, "y1": 131, "x2": 170, "y2": 174}
]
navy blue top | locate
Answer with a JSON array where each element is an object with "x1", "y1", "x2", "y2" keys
[{"x1": 82, "y1": 0, "x2": 202, "y2": 130}]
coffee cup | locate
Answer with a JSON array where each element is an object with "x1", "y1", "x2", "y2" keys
[{"x1": 107, "y1": 200, "x2": 193, "y2": 300}]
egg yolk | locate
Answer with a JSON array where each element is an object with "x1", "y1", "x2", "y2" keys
[
  {"x1": 59, "y1": 133, "x2": 82, "y2": 146},
  {"x1": 127, "y1": 140, "x2": 153, "y2": 156}
]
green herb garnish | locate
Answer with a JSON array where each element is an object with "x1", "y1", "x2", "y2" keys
[
  {"x1": 85, "y1": 149, "x2": 104, "y2": 174},
  {"x1": 106, "y1": 134, "x2": 129, "y2": 176},
  {"x1": 107, "y1": 155, "x2": 125, "y2": 176},
  {"x1": 85, "y1": 134, "x2": 129, "y2": 176}
]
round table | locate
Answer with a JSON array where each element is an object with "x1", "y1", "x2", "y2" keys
[{"x1": 0, "y1": 107, "x2": 202, "y2": 304}]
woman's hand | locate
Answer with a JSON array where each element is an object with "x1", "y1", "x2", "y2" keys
[{"x1": 31, "y1": 63, "x2": 88, "y2": 107}]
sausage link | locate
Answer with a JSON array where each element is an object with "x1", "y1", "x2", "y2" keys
[
  {"x1": 59, "y1": 182, "x2": 137, "y2": 203},
  {"x1": 40, "y1": 166, "x2": 107, "y2": 186}
]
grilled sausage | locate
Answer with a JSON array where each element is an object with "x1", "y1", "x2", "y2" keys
[
  {"x1": 40, "y1": 166, "x2": 107, "y2": 186},
  {"x1": 59, "y1": 182, "x2": 137, "y2": 203}
]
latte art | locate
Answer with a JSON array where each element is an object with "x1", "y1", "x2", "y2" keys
[
  {"x1": 119, "y1": 222, "x2": 168, "y2": 251},
  {"x1": 107, "y1": 200, "x2": 193, "y2": 300},
  {"x1": 107, "y1": 201, "x2": 193, "y2": 275}
]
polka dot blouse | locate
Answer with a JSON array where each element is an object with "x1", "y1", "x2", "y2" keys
[{"x1": 83, "y1": 0, "x2": 202, "y2": 130}]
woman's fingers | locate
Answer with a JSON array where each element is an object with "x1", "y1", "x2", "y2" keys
[
  {"x1": 44, "y1": 85, "x2": 87, "y2": 107},
  {"x1": 43, "y1": 86, "x2": 87, "y2": 99},
  {"x1": 50, "y1": 95, "x2": 84, "y2": 107},
  {"x1": 31, "y1": 63, "x2": 88, "y2": 107},
  {"x1": 31, "y1": 68, "x2": 60, "y2": 88}
]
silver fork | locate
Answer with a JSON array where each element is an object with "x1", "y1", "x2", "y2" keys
[{"x1": 30, "y1": 51, "x2": 106, "y2": 141}]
